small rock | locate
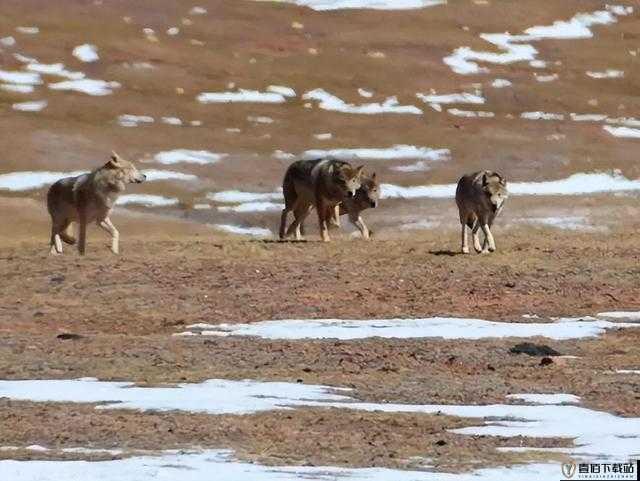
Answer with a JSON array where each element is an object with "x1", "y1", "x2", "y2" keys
[
  {"x1": 505, "y1": 281, "x2": 516, "y2": 288},
  {"x1": 56, "y1": 333, "x2": 83, "y2": 340},
  {"x1": 435, "y1": 439, "x2": 447, "y2": 446},
  {"x1": 487, "y1": 364, "x2": 495, "y2": 371},
  {"x1": 510, "y1": 342, "x2": 561, "y2": 357},
  {"x1": 50, "y1": 275, "x2": 65, "y2": 283},
  {"x1": 540, "y1": 357, "x2": 554, "y2": 366}
]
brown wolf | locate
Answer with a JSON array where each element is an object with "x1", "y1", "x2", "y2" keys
[
  {"x1": 298, "y1": 172, "x2": 380, "y2": 239},
  {"x1": 455, "y1": 170, "x2": 508, "y2": 254},
  {"x1": 279, "y1": 158, "x2": 364, "y2": 242},
  {"x1": 46, "y1": 152, "x2": 146, "y2": 255}
]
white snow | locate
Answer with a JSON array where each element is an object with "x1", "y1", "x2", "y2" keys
[
  {"x1": 586, "y1": 69, "x2": 624, "y2": 79},
  {"x1": 491, "y1": 78, "x2": 512, "y2": 88},
  {"x1": 177, "y1": 316, "x2": 637, "y2": 340},
  {"x1": 617, "y1": 370, "x2": 640, "y2": 374},
  {"x1": 534, "y1": 73, "x2": 558, "y2": 82},
  {"x1": 167, "y1": 27, "x2": 180, "y2": 35},
  {"x1": 214, "y1": 225, "x2": 273, "y2": 237},
  {"x1": 447, "y1": 109, "x2": 495, "y2": 118},
  {"x1": 303, "y1": 145, "x2": 450, "y2": 161},
  {"x1": 208, "y1": 190, "x2": 282, "y2": 203},
  {"x1": 25, "y1": 62, "x2": 84, "y2": 80},
  {"x1": 0, "y1": 36, "x2": 16, "y2": 46},
  {"x1": 16, "y1": 26, "x2": 39, "y2": 34},
  {"x1": 12, "y1": 100, "x2": 47, "y2": 112},
  {"x1": 382, "y1": 172, "x2": 640, "y2": 199},
  {"x1": 266, "y1": 85, "x2": 296, "y2": 97},
  {"x1": 313, "y1": 133, "x2": 333, "y2": 140},
  {"x1": 517, "y1": 216, "x2": 598, "y2": 231},
  {"x1": 142, "y1": 170, "x2": 198, "y2": 182},
  {"x1": 506, "y1": 394, "x2": 581, "y2": 405},
  {"x1": 72, "y1": 44, "x2": 99, "y2": 62},
  {"x1": 48, "y1": 79, "x2": 120, "y2": 96},
  {"x1": 416, "y1": 92, "x2": 485, "y2": 104},
  {"x1": 218, "y1": 202, "x2": 284, "y2": 213},
  {"x1": 154, "y1": 150, "x2": 226, "y2": 165},
  {"x1": 253, "y1": 0, "x2": 447, "y2": 11},
  {"x1": 117, "y1": 114, "x2": 154, "y2": 127},
  {"x1": 358, "y1": 88, "x2": 373, "y2": 98},
  {"x1": 0, "y1": 171, "x2": 85, "y2": 191},
  {"x1": 303, "y1": 89, "x2": 422, "y2": 115},
  {"x1": 0, "y1": 69, "x2": 42, "y2": 85},
  {"x1": 570, "y1": 113, "x2": 608, "y2": 122},
  {"x1": 520, "y1": 111, "x2": 564, "y2": 120},
  {"x1": 189, "y1": 6, "x2": 208, "y2": 15},
  {"x1": 603, "y1": 125, "x2": 640, "y2": 139},
  {"x1": 197, "y1": 89, "x2": 287, "y2": 104},
  {"x1": 597, "y1": 312, "x2": 640, "y2": 321},
  {"x1": 391, "y1": 161, "x2": 434, "y2": 173},
  {"x1": 0, "y1": 84, "x2": 34, "y2": 93},
  {"x1": 116, "y1": 194, "x2": 179, "y2": 207},
  {"x1": 161, "y1": 116, "x2": 183, "y2": 125},
  {"x1": 247, "y1": 115, "x2": 274, "y2": 124},
  {"x1": 444, "y1": 7, "x2": 631, "y2": 75}
]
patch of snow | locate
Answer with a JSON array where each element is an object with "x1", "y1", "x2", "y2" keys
[
  {"x1": 491, "y1": 78, "x2": 512, "y2": 88},
  {"x1": 0, "y1": 84, "x2": 34, "y2": 93},
  {"x1": 117, "y1": 114, "x2": 154, "y2": 127},
  {"x1": 521, "y1": 111, "x2": 564, "y2": 120},
  {"x1": 506, "y1": 394, "x2": 581, "y2": 405},
  {"x1": 72, "y1": 44, "x2": 99, "y2": 62},
  {"x1": 178, "y1": 316, "x2": 637, "y2": 340},
  {"x1": 529, "y1": 60, "x2": 547, "y2": 68},
  {"x1": 518, "y1": 216, "x2": 598, "y2": 231},
  {"x1": 586, "y1": 69, "x2": 624, "y2": 79},
  {"x1": 16, "y1": 26, "x2": 39, "y2": 34},
  {"x1": 444, "y1": 7, "x2": 630, "y2": 75},
  {"x1": 598, "y1": 312, "x2": 640, "y2": 321},
  {"x1": 116, "y1": 194, "x2": 179, "y2": 207},
  {"x1": 303, "y1": 88, "x2": 422, "y2": 115},
  {"x1": 167, "y1": 27, "x2": 180, "y2": 35},
  {"x1": 273, "y1": 150, "x2": 296, "y2": 160},
  {"x1": 189, "y1": 6, "x2": 207, "y2": 15},
  {"x1": 358, "y1": 88, "x2": 373, "y2": 98},
  {"x1": 161, "y1": 117, "x2": 182, "y2": 125},
  {"x1": 603, "y1": 125, "x2": 640, "y2": 139},
  {"x1": 0, "y1": 69, "x2": 42, "y2": 85},
  {"x1": 26, "y1": 62, "x2": 85, "y2": 80},
  {"x1": 208, "y1": 190, "x2": 282, "y2": 203},
  {"x1": 391, "y1": 161, "x2": 434, "y2": 173},
  {"x1": 141, "y1": 170, "x2": 198, "y2": 182},
  {"x1": 247, "y1": 115, "x2": 274, "y2": 124},
  {"x1": 154, "y1": 150, "x2": 226, "y2": 165},
  {"x1": 400, "y1": 220, "x2": 439, "y2": 230},
  {"x1": 214, "y1": 225, "x2": 272, "y2": 237},
  {"x1": 253, "y1": 0, "x2": 447, "y2": 11},
  {"x1": 313, "y1": 133, "x2": 333, "y2": 140},
  {"x1": 0, "y1": 171, "x2": 85, "y2": 191},
  {"x1": 303, "y1": 145, "x2": 450, "y2": 161},
  {"x1": 570, "y1": 113, "x2": 608, "y2": 122},
  {"x1": 381, "y1": 173, "x2": 640, "y2": 199},
  {"x1": 0, "y1": 36, "x2": 16, "y2": 46},
  {"x1": 266, "y1": 85, "x2": 296, "y2": 97},
  {"x1": 197, "y1": 89, "x2": 287, "y2": 104},
  {"x1": 218, "y1": 202, "x2": 284, "y2": 213},
  {"x1": 534, "y1": 73, "x2": 558, "y2": 82},
  {"x1": 416, "y1": 92, "x2": 485, "y2": 104},
  {"x1": 447, "y1": 109, "x2": 495, "y2": 118},
  {"x1": 12, "y1": 100, "x2": 47, "y2": 112},
  {"x1": 48, "y1": 79, "x2": 120, "y2": 96}
]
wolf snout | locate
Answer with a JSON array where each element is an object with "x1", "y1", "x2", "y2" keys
[
  {"x1": 346, "y1": 190, "x2": 355, "y2": 198},
  {"x1": 135, "y1": 174, "x2": 147, "y2": 183}
]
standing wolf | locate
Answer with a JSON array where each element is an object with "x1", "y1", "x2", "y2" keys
[
  {"x1": 455, "y1": 170, "x2": 508, "y2": 254},
  {"x1": 47, "y1": 152, "x2": 146, "y2": 255},
  {"x1": 279, "y1": 158, "x2": 364, "y2": 242}
]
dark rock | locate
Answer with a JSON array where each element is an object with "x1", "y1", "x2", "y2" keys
[
  {"x1": 509, "y1": 342, "x2": 561, "y2": 357},
  {"x1": 435, "y1": 440, "x2": 447, "y2": 446},
  {"x1": 540, "y1": 357, "x2": 554, "y2": 366},
  {"x1": 56, "y1": 333, "x2": 83, "y2": 340}
]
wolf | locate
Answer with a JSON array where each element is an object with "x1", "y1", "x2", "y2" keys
[
  {"x1": 279, "y1": 158, "x2": 364, "y2": 242},
  {"x1": 455, "y1": 170, "x2": 508, "y2": 254},
  {"x1": 46, "y1": 151, "x2": 146, "y2": 255},
  {"x1": 298, "y1": 172, "x2": 380, "y2": 239}
]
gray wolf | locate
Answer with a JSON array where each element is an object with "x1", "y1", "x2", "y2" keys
[
  {"x1": 279, "y1": 158, "x2": 364, "y2": 242},
  {"x1": 47, "y1": 151, "x2": 146, "y2": 255},
  {"x1": 299, "y1": 172, "x2": 380, "y2": 239},
  {"x1": 455, "y1": 170, "x2": 507, "y2": 254}
]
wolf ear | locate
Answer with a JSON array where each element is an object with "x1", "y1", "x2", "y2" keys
[
  {"x1": 371, "y1": 172, "x2": 377, "y2": 180},
  {"x1": 355, "y1": 165, "x2": 365, "y2": 177},
  {"x1": 482, "y1": 172, "x2": 488, "y2": 186},
  {"x1": 110, "y1": 151, "x2": 121, "y2": 163}
]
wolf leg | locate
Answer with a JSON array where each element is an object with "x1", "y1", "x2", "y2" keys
[{"x1": 99, "y1": 217, "x2": 120, "y2": 254}]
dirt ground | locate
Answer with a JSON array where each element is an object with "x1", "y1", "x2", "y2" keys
[{"x1": 1, "y1": 224, "x2": 639, "y2": 471}]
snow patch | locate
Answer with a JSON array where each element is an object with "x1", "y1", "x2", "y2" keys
[
  {"x1": 12, "y1": 100, "x2": 47, "y2": 112},
  {"x1": 48, "y1": 79, "x2": 120, "y2": 96},
  {"x1": 303, "y1": 88, "x2": 422, "y2": 115},
  {"x1": 214, "y1": 225, "x2": 273, "y2": 237},
  {"x1": 303, "y1": 145, "x2": 450, "y2": 161},
  {"x1": 116, "y1": 195, "x2": 179, "y2": 207},
  {"x1": 72, "y1": 44, "x2": 99, "y2": 62},
  {"x1": 154, "y1": 150, "x2": 226, "y2": 165},
  {"x1": 197, "y1": 89, "x2": 287, "y2": 104}
]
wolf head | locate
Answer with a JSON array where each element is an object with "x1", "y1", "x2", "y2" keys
[
  {"x1": 334, "y1": 164, "x2": 364, "y2": 198},
  {"x1": 105, "y1": 151, "x2": 146, "y2": 184},
  {"x1": 354, "y1": 172, "x2": 380, "y2": 209},
  {"x1": 482, "y1": 171, "x2": 508, "y2": 212}
]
